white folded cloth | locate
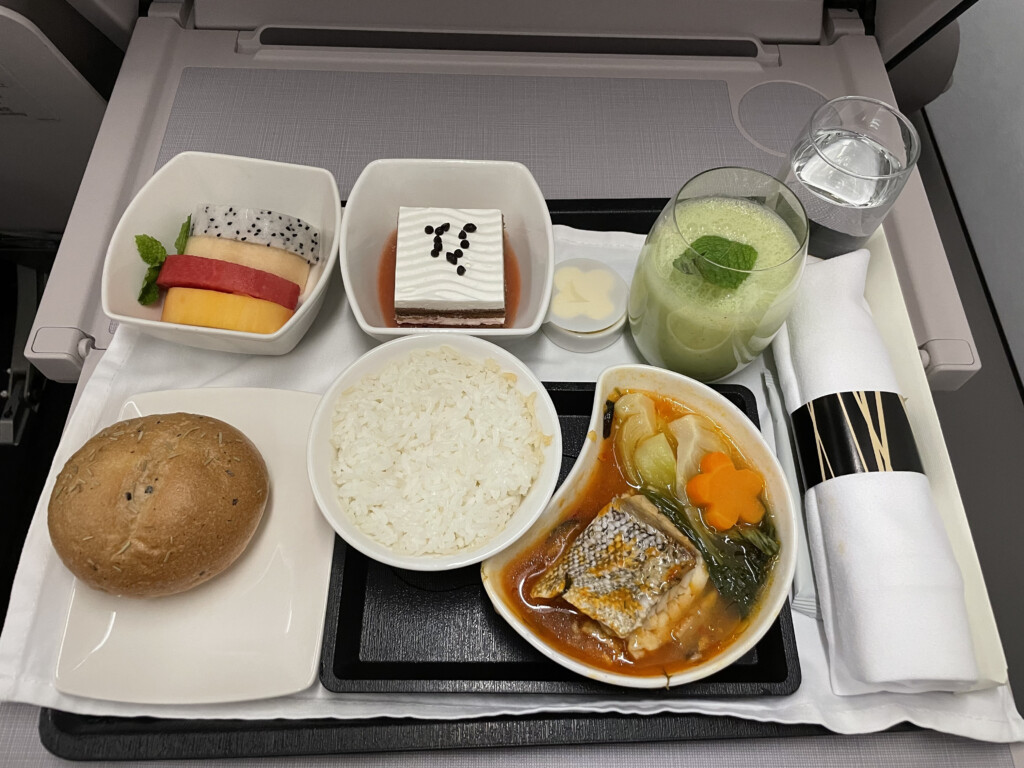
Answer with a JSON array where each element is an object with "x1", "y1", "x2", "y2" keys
[{"x1": 772, "y1": 249, "x2": 979, "y2": 695}]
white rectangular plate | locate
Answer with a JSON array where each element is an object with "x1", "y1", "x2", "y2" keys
[{"x1": 54, "y1": 387, "x2": 334, "y2": 704}]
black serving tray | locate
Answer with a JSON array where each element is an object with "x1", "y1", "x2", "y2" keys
[
  {"x1": 40, "y1": 710, "x2": 831, "y2": 761},
  {"x1": 38, "y1": 200, "x2": 806, "y2": 761},
  {"x1": 320, "y1": 381, "x2": 800, "y2": 697}
]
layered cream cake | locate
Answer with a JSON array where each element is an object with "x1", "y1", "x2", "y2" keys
[{"x1": 393, "y1": 207, "x2": 505, "y2": 326}]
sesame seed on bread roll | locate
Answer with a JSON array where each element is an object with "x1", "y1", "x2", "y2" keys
[{"x1": 47, "y1": 412, "x2": 269, "y2": 598}]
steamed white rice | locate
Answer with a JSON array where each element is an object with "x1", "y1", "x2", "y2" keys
[{"x1": 329, "y1": 346, "x2": 550, "y2": 556}]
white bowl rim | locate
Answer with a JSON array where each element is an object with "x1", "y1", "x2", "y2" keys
[
  {"x1": 306, "y1": 333, "x2": 563, "y2": 571},
  {"x1": 481, "y1": 363, "x2": 797, "y2": 688},
  {"x1": 100, "y1": 150, "x2": 342, "y2": 342},
  {"x1": 338, "y1": 157, "x2": 555, "y2": 338}
]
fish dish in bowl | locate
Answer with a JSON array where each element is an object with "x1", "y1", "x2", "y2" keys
[{"x1": 481, "y1": 364, "x2": 796, "y2": 687}]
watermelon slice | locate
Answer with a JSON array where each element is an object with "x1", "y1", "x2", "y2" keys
[{"x1": 157, "y1": 254, "x2": 301, "y2": 310}]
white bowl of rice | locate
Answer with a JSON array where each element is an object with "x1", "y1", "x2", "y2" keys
[{"x1": 307, "y1": 334, "x2": 562, "y2": 570}]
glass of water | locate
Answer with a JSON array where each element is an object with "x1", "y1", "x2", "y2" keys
[{"x1": 787, "y1": 96, "x2": 920, "y2": 258}]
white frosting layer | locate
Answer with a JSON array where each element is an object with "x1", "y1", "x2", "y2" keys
[{"x1": 394, "y1": 207, "x2": 504, "y2": 313}]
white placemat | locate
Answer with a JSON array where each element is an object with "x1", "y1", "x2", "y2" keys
[{"x1": 1, "y1": 226, "x2": 1021, "y2": 742}]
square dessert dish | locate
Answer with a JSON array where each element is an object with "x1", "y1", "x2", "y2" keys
[
  {"x1": 340, "y1": 159, "x2": 554, "y2": 340},
  {"x1": 101, "y1": 151, "x2": 342, "y2": 355}
]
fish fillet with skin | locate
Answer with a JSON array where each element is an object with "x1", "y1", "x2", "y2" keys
[{"x1": 532, "y1": 495, "x2": 703, "y2": 642}]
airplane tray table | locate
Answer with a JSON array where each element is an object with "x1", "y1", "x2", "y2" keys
[{"x1": 5, "y1": 10, "x2": 1021, "y2": 766}]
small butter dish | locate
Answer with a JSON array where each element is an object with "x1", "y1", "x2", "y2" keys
[{"x1": 542, "y1": 258, "x2": 628, "y2": 353}]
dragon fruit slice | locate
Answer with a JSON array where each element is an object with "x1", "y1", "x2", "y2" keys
[{"x1": 190, "y1": 205, "x2": 321, "y2": 265}]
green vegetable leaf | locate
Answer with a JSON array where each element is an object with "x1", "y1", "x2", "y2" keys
[
  {"x1": 642, "y1": 486, "x2": 778, "y2": 616},
  {"x1": 135, "y1": 234, "x2": 166, "y2": 267},
  {"x1": 674, "y1": 235, "x2": 757, "y2": 290},
  {"x1": 174, "y1": 215, "x2": 192, "y2": 255},
  {"x1": 732, "y1": 519, "x2": 780, "y2": 558},
  {"x1": 135, "y1": 216, "x2": 188, "y2": 305},
  {"x1": 137, "y1": 265, "x2": 162, "y2": 305}
]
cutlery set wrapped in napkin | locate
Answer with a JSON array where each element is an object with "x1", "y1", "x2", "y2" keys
[{"x1": 773, "y1": 249, "x2": 979, "y2": 695}]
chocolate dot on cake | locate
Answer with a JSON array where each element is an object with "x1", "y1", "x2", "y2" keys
[
  {"x1": 463, "y1": 223, "x2": 477, "y2": 233},
  {"x1": 431, "y1": 249, "x2": 440, "y2": 257},
  {"x1": 457, "y1": 265, "x2": 466, "y2": 276},
  {"x1": 460, "y1": 240, "x2": 470, "y2": 249},
  {"x1": 458, "y1": 230, "x2": 466, "y2": 239},
  {"x1": 424, "y1": 225, "x2": 434, "y2": 234},
  {"x1": 454, "y1": 249, "x2": 463, "y2": 258},
  {"x1": 446, "y1": 252, "x2": 458, "y2": 265}
]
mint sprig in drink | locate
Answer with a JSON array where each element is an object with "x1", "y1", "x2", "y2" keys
[{"x1": 628, "y1": 168, "x2": 808, "y2": 382}]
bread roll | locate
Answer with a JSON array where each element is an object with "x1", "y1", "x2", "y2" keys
[{"x1": 48, "y1": 413, "x2": 269, "y2": 598}]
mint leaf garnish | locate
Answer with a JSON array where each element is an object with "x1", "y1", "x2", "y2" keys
[
  {"x1": 677, "y1": 235, "x2": 758, "y2": 289},
  {"x1": 135, "y1": 234, "x2": 166, "y2": 266},
  {"x1": 135, "y1": 216, "x2": 190, "y2": 305},
  {"x1": 137, "y1": 265, "x2": 162, "y2": 305},
  {"x1": 174, "y1": 214, "x2": 191, "y2": 255}
]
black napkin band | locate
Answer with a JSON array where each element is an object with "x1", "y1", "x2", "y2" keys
[{"x1": 791, "y1": 391, "x2": 924, "y2": 491}]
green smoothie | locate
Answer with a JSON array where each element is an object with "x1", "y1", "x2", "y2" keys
[{"x1": 628, "y1": 196, "x2": 804, "y2": 381}]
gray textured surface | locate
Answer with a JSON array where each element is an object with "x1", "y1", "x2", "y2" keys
[
  {"x1": 738, "y1": 81, "x2": 825, "y2": 154},
  {"x1": 156, "y1": 67, "x2": 776, "y2": 199},
  {"x1": 924, "y1": 0, "x2": 1024, "y2": 382},
  {"x1": 914, "y1": 106, "x2": 1024, "y2": 705}
]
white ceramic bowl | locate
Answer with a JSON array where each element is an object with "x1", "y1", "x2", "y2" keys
[
  {"x1": 339, "y1": 158, "x2": 554, "y2": 340},
  {"x1": 481, "y1": 364, "x2": 797, "y2": 688},
  {"x1": 101, "y1": 151, "x2": 341, "y2": 355},
  {"x1": 307, "y1": 334, "x2": 563, "y2": 571}
]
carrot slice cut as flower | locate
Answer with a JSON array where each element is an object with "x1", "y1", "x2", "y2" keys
[{"x1": 685, "y1": 451, "x2": 765, "y2": 531}]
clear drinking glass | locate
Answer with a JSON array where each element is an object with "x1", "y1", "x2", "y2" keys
[
  {"x1": 787, "y1": 96, "x2": 920, "y2": 258},
  {"x1": 628, "y1": 167, "x2": 808, "y2": 382}
]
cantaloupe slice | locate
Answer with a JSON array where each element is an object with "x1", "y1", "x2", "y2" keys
[
  {"x1": 184, "y1": 236, "x2": 311, "y2": 291},
  {"x1": 161, "y1": 287, "x2": 294, "y2": 334}
]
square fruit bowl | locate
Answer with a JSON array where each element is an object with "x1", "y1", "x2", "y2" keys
[
  {"x1": 101, "y1": 151, "x2": 341, "y2": 355},
  {"x1": 340, "y1": 159, "x2": 554, "y2": 340}
]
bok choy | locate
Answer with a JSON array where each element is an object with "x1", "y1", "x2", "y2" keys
[
  {"x1": 642, "y1": 487, "x2": 778, "y2": 616},
  {"x1": 612, "y1": 393, "x2": 658, "y2": 486}
]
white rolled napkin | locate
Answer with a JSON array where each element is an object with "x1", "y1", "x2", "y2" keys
[{"x1": 772, "y1": 249, "x2": 978, "y2": 695}]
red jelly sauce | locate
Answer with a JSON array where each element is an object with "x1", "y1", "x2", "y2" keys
[{"x1": 376, "y1": 229, "x2": 521, "y2": 328}]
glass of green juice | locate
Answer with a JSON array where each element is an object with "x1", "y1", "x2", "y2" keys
[{"x1": 628, "y1": 167, "x2": 808, "y2": 381}]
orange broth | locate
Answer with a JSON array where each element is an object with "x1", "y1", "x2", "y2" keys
[
  {"x1": 499, "y1": 390, "x2": 753, "y2": 677},
  {"x1": 377, "y1": 229, "x2": 521, "y2": 328}
]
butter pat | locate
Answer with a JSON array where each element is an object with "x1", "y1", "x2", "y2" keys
[
  {"x1": 547, "y1": 259, "x2": 628, "y2": 333},
  {"x1": 543, "y1": 258, "x2": 628, "y2": 352}
]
